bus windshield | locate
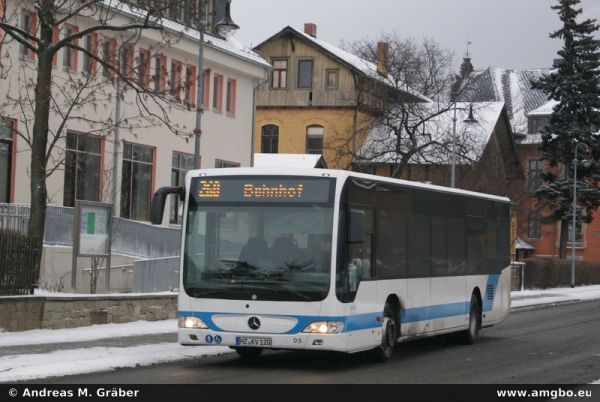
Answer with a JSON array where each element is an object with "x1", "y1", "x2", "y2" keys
[{"x1": 183, "y1": 176, "x2": 335, "y2": 302}]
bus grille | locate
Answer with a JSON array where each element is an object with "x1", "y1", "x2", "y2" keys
[{"x1": 486, "y1": 285, "x2": 495, "y2": 300}]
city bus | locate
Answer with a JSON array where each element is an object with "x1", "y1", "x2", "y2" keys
[{"x1": 150, "y1": 168, "x2": 511, "y2": 361}]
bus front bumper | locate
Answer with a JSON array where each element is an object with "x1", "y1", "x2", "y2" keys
[{"x1": 178, "y1": 328, "x2": 381, "y2": 353}]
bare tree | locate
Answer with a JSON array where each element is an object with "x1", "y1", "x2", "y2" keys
[
  {"x1": 0, "y1": 0, "x2": 202, "y2": 282},
  {"x1": 331, "y1": 34, "x2": 480, "y2": 179}
]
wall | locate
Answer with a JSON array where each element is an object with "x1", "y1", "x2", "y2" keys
[
  {"x1": 0, "y1": 294, "x2": 177, "y2": 332},
  {"x1": 255, "y1": 31, "x2": 357, "y2": 108},
  {"x1": 255, "y1": 107, "x2": 359, "y2": 169},
  {"x1": 40, "y1": 246, "x2": 137, "y2": 294},
  {"x1": 514, "y1": 143, "x2": 600, "y2": 261},
  {"x1": 0, "y1": 0, "x2": 267, "y2": 225}
]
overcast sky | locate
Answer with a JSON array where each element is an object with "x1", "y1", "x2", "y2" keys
[{"x1": 232, "y1": 0, "x2": 600, "y2": 71}]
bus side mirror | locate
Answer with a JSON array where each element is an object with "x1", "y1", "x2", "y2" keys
[
  {"x1": 348, "y1": 209, "x2": 365, "y2": 243},
  {"x1": 150, "y1": 186, "x2": 185, "y2": 225}
]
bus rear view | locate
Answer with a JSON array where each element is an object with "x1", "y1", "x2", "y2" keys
[{"x1": 151, "y1": 169, "x2": 511, "y2": 361}]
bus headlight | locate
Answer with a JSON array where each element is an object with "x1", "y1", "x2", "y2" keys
[
  {"x1": 302, "y1": 321, "x2": 344, "y2": 334},
  {"x1": 179, "y1": 316, "x2": 209, "y2": 329}
]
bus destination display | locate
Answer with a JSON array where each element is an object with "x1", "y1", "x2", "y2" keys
[{"x1": 192, "y1": 177, "x2": 332, "y2": 203}]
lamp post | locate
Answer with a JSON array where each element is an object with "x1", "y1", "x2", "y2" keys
[
  {"x1": 193, "y1": 0, "x2": 239, "y2": 169},
  {"x1": 451, "y1": 103, "x2": 478, "y2": 188},
  {"x1": 571, "y1": 142, "x2": 589, "y2": 288}
]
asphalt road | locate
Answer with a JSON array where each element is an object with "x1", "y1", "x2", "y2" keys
[{"x1": 41, "y1": 300, "x2": 600, "y2": 384}]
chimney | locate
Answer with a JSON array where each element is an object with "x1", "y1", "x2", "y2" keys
[
  {"x1": 376, "y1": 42, "x2": 389, "y2": 77},
  {"x1": 304, "y1": 23, "x2": 317, "y2": 38}
]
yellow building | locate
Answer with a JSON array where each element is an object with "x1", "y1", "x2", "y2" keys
[{"x1": 253, "y1": 24, "x2": 412, "y2": 169}]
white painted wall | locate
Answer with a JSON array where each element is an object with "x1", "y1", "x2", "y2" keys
[{"x1": 0, "y1": 0, "x2": 268, "y2": 225}]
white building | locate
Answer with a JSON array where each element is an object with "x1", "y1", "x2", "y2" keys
[{"x1": 0, "y1": 0, "x2": 269, "y2": 225}]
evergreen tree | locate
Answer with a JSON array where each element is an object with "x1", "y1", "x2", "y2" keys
[{"x1": 532, "y1": 0, "x2": 600, "y2": 258}]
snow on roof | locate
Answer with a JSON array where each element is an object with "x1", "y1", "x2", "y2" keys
[
  {"x1": 528, "y1": 99, "x2": 558, "y2": 116},
  {"x1": 515, "y1": 236, "x2": 534, "y2": 250},
  {"x1": 103, "y1": 0, "x2": 270, "y2": 69},
  {"x1": 358, "y1": 101, "x2": 505, "y2": 165},
  {"x1": 254, "y1": 153, "x2": 326, "y2": 169},
  {"x1": 516, "y1": 133, "x2": 543, "y2": 145},
  {"x1": 464, "y1": 67, "x2": 551, "y2": 134},
  {"x1": 256, "y1": 26, "x2": 429, "y2": 102}
]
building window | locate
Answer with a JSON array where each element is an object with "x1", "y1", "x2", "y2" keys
[
  {"x1": 137, "y1": 49, "x2": 151, "y2": 88},
  {"x1": 102, "y1": 37, "x2": 117, "y2": 79},
  {"x1": 62, "y1": 24, "x2": 79, "y2": 72},
  {"x1": 170, "y1": 60, "x2": 183, "y2": 101},
  {"x1": 261, "y1": 125, "x2": 279, "y2": 154},
  {"x1": 0, "y1": 119, "x2": 14, "y2": 203},
  {"x1": 226, "y1": 78, "x2": 236, "y2": 116},
  {"x1": 527, "y1": 159, "x2": 544, "y2": 194},
  {"x1": 170, "y1": 152, "x2": 194, "y2": 225},
  {"x1": 185, "y1": 64, "x2": 197, "y2": 107},
  {"x1": 120, "y1": 143, "x2": 154, "y2": 221},
  {"x1": 120, "y1": 43, "x2": 134, "y2": 79},
  {"x1": 202, "y1": 69, "x2": 211, "y2": 108},
  {"x1": 326, "y1": 69, "x2": 338, "y2": 89},
  {"x1": 82, "y1": 34, "x2": 98, "y2": 75},
  {"x1": 297, "y1": 59, "x2": 313, "y2": 89},
  {"x1": 527, "y1": 212, "x2": 541, "y2": 239},
  {"x1": 63, "y1": 131, "x2": 102, "y2": 207},
  {"x1": 567, "y1": 221, "x2": 584, "y2": 246},
  {"x1": 271, "y1": 59, "x2": 288, "y2": 89},
  {"x1": 306, "y1": 125, "x2": 324, "y2": 154},
  {"x1": 213, "y1": 74, "x2": 223, "y2": 112},
  {"x1": 215, "y1": 159, "x2": 240, "y2": 168},
  {"x1": 153, "y1": 54, "x2": 166, "y2": 93},
  {"x1": 20, "y1": 9, "x2": 36, "y2": 60}
]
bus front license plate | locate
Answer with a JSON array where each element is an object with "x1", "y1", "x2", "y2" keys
[{"x1": 236, "y1": 337, "x2": 272, "y2": 347}]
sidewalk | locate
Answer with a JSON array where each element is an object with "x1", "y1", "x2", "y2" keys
[{"x1": 1, "y1": 285, "x2": 600, "y2": 383}]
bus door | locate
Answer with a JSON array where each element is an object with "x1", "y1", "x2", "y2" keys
[{"x1": 404, "y1": 213, "x2": 432, "y2": 335}]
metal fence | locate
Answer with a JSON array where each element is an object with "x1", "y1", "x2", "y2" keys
[
  {"x1": 0, "y1": 230, "x2": 41, "y2": 295},
  {"x1": 0, "y1": 203, "x2": 181, "y2": 259},
  {"x1": 511, "y1": 262, "x2": 525, "y2": 291},
  {"x1": 133, "y1": 257, "x2": 180, "y2": 293}
]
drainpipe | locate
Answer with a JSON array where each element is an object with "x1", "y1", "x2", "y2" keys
[{"x1": 251, "y1": 76, "x2": 270, "y2": 167}]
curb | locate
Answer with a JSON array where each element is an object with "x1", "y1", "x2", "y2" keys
[{"x1": 510, "y1": 297, "x2": 600, "y2": 312}]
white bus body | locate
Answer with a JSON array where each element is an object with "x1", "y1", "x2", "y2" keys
[{"x1": 161, "y1": 168, "x2": 511, "y2": 357}]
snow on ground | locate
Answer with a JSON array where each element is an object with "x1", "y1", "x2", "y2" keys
[
  {"x1": 0, "y1": 343, "x2": 232, "y2": 382},
  {"x1": 0, "y1": 320, "x2": 177, "y2": 347},
  {"x1": 511, "y1": 285, "x2": 600, "y2": 309}
]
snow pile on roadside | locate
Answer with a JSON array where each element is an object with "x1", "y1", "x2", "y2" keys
[
  {"x1": 0, "y1": 320, "x2": 177, "y2": 347},
  {"x1": 511, "y1": 285, "x2": 600, "y2": 309},
  {"x1": 0, "y1": 344, "x2": 232, "y2": 382}
]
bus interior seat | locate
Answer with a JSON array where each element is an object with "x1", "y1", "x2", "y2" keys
[{"x1": 238, "y1": 237, "x2": 269, "y2": 267}]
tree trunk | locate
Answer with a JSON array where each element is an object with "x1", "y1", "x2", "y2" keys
[
  {"x1": 558, "y1": 217, "x2": 569, "y2": 259},
  {"x1": 27, "y1": 20, "x2": 54, "y2": 283}
]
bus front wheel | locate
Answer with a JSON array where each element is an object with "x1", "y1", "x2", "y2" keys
[
  {"x1": 459, "y1": 294, "x2": 481, "y2": 344},
  {"x1": 372, "y1": 303, "x2": 397, "y2": 362}
]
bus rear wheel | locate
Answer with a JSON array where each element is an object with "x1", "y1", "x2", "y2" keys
[
  {"x1": 459, "y1": 294, "x2": 481, "y2": 344},
  {"x1": 372, "y1": 303, "x2": 397, "y2": 362},
  {"x1": 232, "y1": 347, "x2": 263, "y2": 359}
]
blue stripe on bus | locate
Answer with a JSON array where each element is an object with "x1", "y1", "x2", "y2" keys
[
  {"x1": 483, "y1": 274, "x2": 500, "y2": 312},
  {"x1": 179, "y1": 274, "x2": 500, "y2": 333}
]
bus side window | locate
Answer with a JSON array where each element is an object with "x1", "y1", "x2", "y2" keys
[{"x1": 347, "y1": 208, "x2": 374, "y2": 291}]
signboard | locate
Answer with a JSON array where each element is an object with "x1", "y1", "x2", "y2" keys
[
  {"x1": 75, "y1": 201, "x2": 112, "y2": 257},
  {"x1": 190, "y1": 177, "x2": 333, "y2": 204}
]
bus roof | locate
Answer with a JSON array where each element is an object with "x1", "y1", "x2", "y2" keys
[{"x1": 188, "y1": 168, "x2": 512, "y2": 204}]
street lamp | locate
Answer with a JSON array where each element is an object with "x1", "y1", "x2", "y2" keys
[
  {"x1": 193, "y1": 0, "x2": 239, "y2": 169},
  {"x1": 451, "y1": 103, "x2": 478, "y2": 188},
  {"x1": 571, "y1": 142, "x2": 589, "y2": 288}
]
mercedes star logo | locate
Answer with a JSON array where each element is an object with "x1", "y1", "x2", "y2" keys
[{"x1": 248, "y1": 316, "x2": 261, "y2": 330}]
